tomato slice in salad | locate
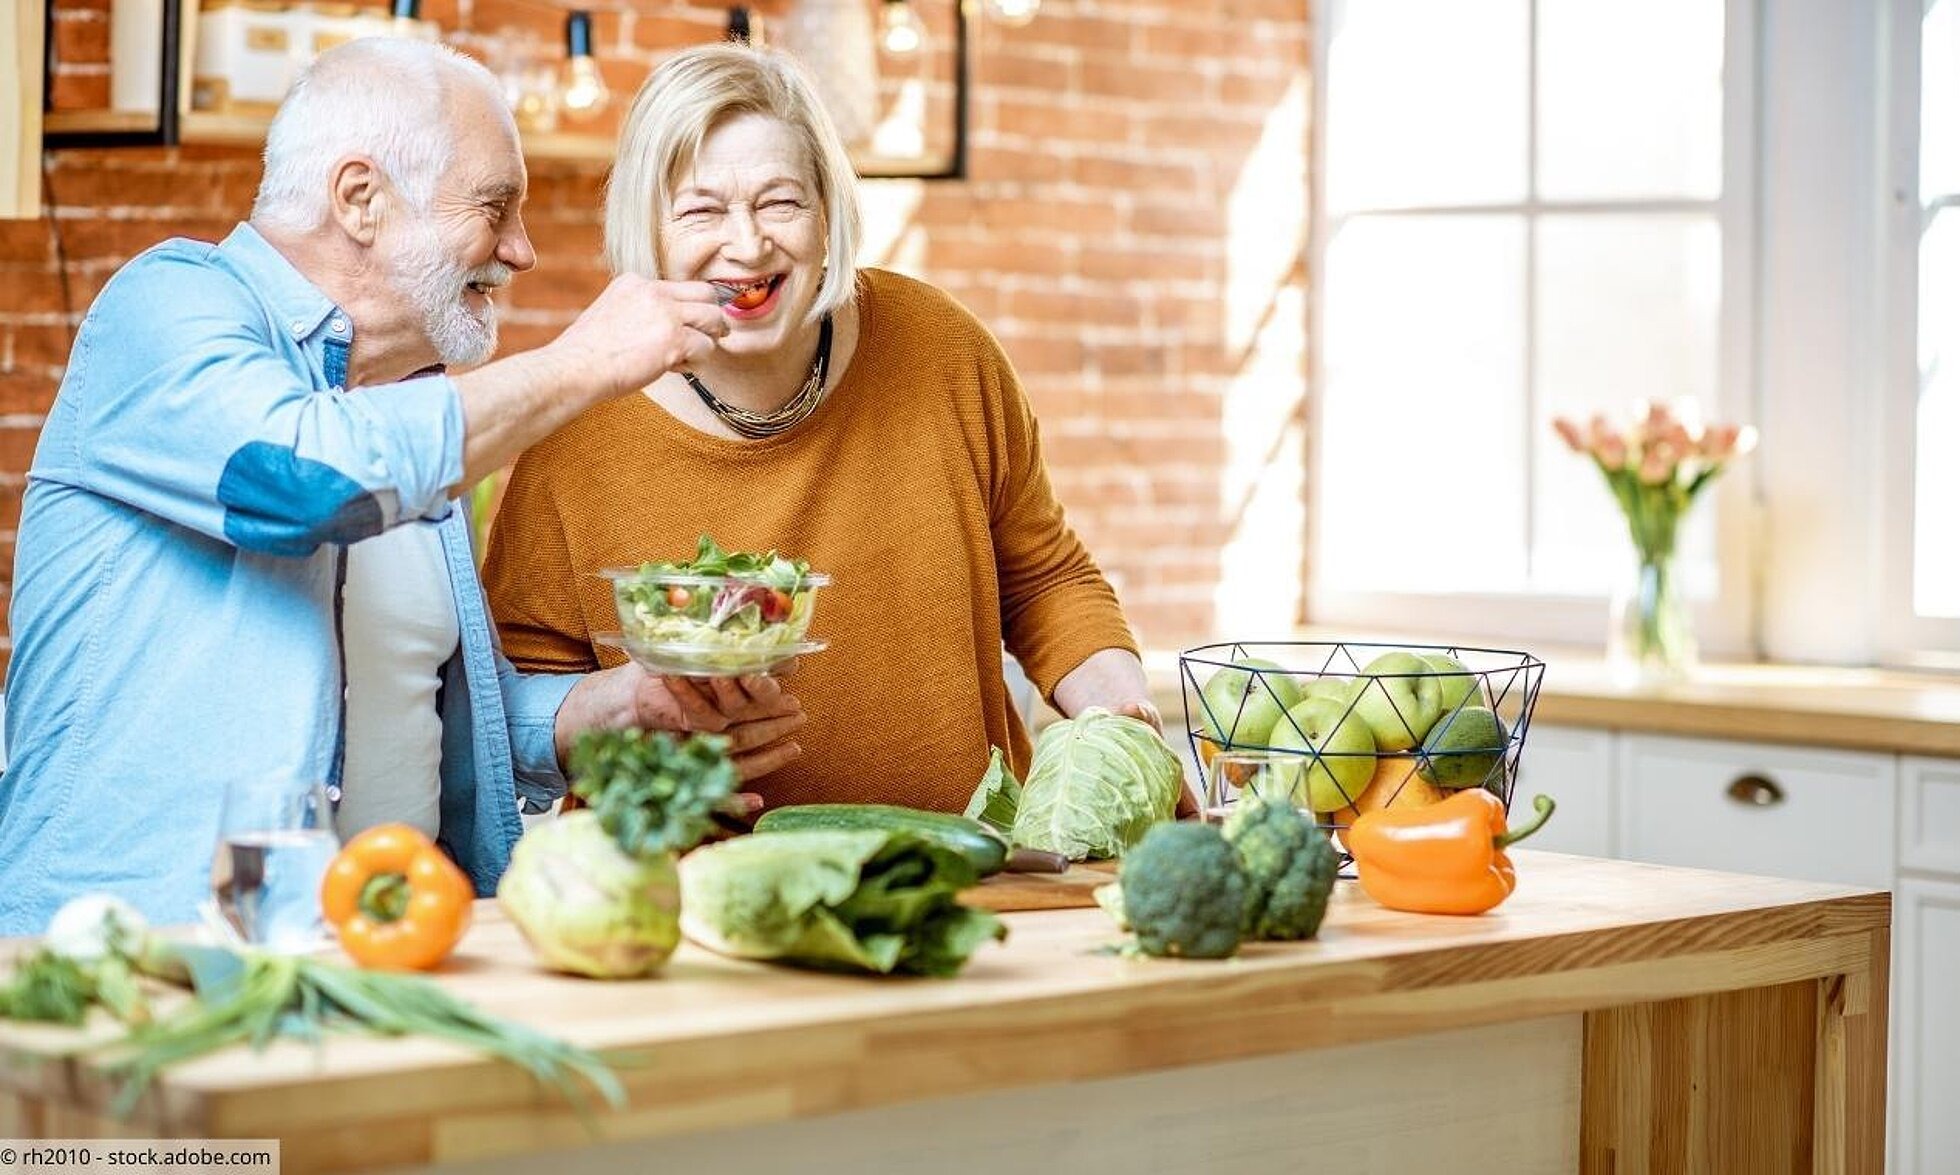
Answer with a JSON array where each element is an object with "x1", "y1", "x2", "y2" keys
[{"x1": 712, "y1": 582, "x2": 794, "y2": 624}]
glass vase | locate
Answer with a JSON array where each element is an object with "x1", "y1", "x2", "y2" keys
[{"x1": 1608, "y1": 550, "x2": 1696, "y2": 682}]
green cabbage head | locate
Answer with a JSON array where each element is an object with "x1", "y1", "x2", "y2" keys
[
  {"x1": 1010, "y1": 707, "x2": 1184, "y2": 861},
  {"x1": 497, "y1": 811, "x2": 682, "y2": 978}
]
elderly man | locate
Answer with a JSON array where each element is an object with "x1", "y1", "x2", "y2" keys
[{"x1": 0, "y1": 38, "x2": 805, "y2": 934}]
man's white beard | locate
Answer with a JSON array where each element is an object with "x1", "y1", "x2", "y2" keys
[{"x1": 390, "y1": 217, "x2": 510, "y2": 369}]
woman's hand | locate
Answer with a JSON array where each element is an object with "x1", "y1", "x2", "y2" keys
[
  {"x1": 1053, "y1": 649, "x2": 1194, "y2": 813},
  {"x1": 1052, "y1": 648, "x2": 1159, "y2": 731},
  {"x1": 556, "y1": 661, "x2": 806, "y2": 781}
]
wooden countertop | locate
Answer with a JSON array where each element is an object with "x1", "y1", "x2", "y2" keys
[
  {"x1": 0, "y1": 854, "x2": 1888, "y2": 1171},
  {"x1": 1144, "y1": 647, "x2": 1960, "y2": 757}
]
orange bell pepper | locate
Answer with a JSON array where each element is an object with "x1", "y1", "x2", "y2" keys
[
  {"x1": 1347, "y1": 790, "x2": 1555, "y2": 915},
  {"x1": 319, "y1": 823, "x2": 474, "y2": 970}
]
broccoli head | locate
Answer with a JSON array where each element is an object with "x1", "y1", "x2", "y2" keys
[
  {"x1": 1222, "y1": 797, "x2": 1337, "y2": 941},
  {"x1": 1119, "y1": 822, "x2": 1248, "y2": 960}
]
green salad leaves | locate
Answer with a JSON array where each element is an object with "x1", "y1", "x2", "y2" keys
[
  {"x1": 678, "y1": 830, "x2": 1006, "y2": 977},
  {"x1": 612, "y1": 535, "x2": 822, "y2": 674},
  {"x1": 643, "y1": 534, "x2": 811, "y2": 592}
]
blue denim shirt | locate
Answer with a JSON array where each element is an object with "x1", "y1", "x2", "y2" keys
[{"x1": 0, "y1": 225, "x2": 576, "y2": 935}]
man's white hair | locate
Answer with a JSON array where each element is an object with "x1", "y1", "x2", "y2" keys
[{"x1": 252, "y1": 38, "x2": 507, "y2": 232}]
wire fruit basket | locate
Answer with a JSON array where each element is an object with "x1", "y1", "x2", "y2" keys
[{"x1": 1178, "y1": 641, "x2": 1547, "y2": 852}]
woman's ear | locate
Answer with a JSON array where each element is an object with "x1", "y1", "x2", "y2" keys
[{"x1": 328, "y1": 155, "x2": 385, "y2": 246}]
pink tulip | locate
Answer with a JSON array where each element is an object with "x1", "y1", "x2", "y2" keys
[
  {"x1": 1635, "y1": 401, "x2": 1675, "y2": 447},
  {"x1": 1596, "y1": 434, "x2": 1628, "y2": 471},
  {"x1": 1551, "y1": 416, "x2": 1588, "y2": 453},
  {"x1": 1638, "y1": 444, "x2": 1674, "y2": 485},
  {"x1": 1701, "y1": 422, "x2": 1740, "y2": 461}
]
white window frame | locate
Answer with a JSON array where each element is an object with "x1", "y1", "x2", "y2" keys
[
  {"x1": 1304, "y1": 0, "x2": 1759, "y2": 656},
  {"x1": 1879, "y1": 0, "x2": 1960, "y2": 668}
]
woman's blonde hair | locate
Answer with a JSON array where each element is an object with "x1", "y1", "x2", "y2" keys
[{"x1": 605, "y1": 43, "x2": 861, "y2": 321}]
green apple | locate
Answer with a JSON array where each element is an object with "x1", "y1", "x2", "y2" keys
[
  {"x1": 1300, "y1": 676, "x2": 1357, "y2": 708},
  {"x1": 1417, "y1": 706, "x2": 1510, "y2": 789},
  {"x1": 1264, "y1": 697, "x2": 1378, "y2": 812},
  {"x1": 1351, "y1": 651, "x2": 1445, "y2": 751},
  {"x1": 1421, "y1": 652, "x2": 1481, "y2": 718},
  {"x1": 1196, "y1": 658, "x2": 1302, "y2": 749}
]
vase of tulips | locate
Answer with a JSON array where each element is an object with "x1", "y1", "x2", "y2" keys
[{"x1": 1552, "y1": 402, "x2": 1756, "y2": 681}]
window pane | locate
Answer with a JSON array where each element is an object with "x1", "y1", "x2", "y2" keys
[
  {"x1": 1534, "y1": 215, "x2": 1723, "y2": 594},
  {"x1": 1916, "y1": 210, "x2": 1960, "y2": 617},
  {"x1": 1325, "y1": 0, "x2": 1528, "y2": 211},
  {"x1": 1926, "y1": 0, "x2": 1960, "y2": 200},
  {"x1": 1536, "y1": 0, "x2": 1724, "y2": 200},
  {"x1": 1318, "y1": 217, "x2": 1527, "y2": 592}
]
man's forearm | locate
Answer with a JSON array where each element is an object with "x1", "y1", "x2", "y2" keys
[{"x1": 453, "y1": 347, "x2": 600, "y2": 490}]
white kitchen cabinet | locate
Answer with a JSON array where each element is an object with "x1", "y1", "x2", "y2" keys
[
  {"x1": 1616, "y1": 733, "x2": 1897, "y2": 890},
  {"x1": 1512, "y1": 723, "x2": 1615, "y2": 857},
  {"x1": 1900, "y1": 757, "x2": 1960, "y2": 877},
  {"x1": 1893, "y1": 877, "x2": 1960, "y2": 1175}
]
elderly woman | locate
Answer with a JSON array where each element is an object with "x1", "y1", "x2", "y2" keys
[{"x1": 483, "y1": 42, "x2": 1156, "y2": 814}]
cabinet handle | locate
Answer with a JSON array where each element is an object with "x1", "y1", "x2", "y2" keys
[{"x1": 1725, "y1": 773, "x2": 1785, "y2": 807}]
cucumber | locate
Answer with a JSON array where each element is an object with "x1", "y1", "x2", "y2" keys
[{"x1": 753, "y1": 804, "x2": 1011, "y2": 876}]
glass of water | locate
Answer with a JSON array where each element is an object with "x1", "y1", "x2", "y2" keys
[
  {"x1": 1202, "y1": 750, "x2": 1306, "y2": 823},
  {"x1": 210, "y1": 781, "x2": 339, "y2": 952}
]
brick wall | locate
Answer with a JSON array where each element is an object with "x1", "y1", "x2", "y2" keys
[{"x1": 3, "y1": 0, "x2": 1311, "y2": 664}]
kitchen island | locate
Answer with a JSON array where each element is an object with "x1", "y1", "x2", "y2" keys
[{"x1": 0, "y1": 852, "x2": 1889, "y2": 1174}]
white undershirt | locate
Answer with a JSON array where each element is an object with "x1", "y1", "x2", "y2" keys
[{"x1": 335, "y1": 521, "x2": 459, "y2": 843}]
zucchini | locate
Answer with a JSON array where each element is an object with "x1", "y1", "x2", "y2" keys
[{"x1": 753, "y1": 804, "x2": 1010, "y2": 876}]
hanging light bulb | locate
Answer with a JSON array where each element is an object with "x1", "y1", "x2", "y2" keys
[
  {"x1": 878, "y1": 0, "x2": 927, "y2": 57},
  {"x1": 559, "y1": 10, "x2": 611, "y2": 121},
  {"x1": 985, "y1": 0, "x2": 1041, "y2": 26}
]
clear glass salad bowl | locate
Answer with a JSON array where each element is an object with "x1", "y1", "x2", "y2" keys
[{"x1": 597, "y1": 567, "x2": 830, "y2": 677}]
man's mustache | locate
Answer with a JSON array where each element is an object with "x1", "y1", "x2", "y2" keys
[{"x1": 465, "y1": 262, "x2": 513, "y2": 292}]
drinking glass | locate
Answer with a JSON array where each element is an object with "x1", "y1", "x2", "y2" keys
[
  {"x1": 209, "y1": 781, "x2": 339, "y2": 952},
  {"x1": 1202, "y1": 750, "x2": 1305, "y2": 823}
]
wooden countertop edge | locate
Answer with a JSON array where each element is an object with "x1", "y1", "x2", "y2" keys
[
  {"x1": 1529, "y1": 692, "x2": 1960, "y2": 756},
  {"x1": 11, "y1": 887, "x2": 1888, "y2": 1150},
  {"x1": 253, "y1": 931, "x2": 1885, "y2": 1167}
]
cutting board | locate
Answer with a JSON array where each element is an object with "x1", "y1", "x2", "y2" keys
[{"x1": 963, "y1": 861, "x2": 1119, "y2": 912}]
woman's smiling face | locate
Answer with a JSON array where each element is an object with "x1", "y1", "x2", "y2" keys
[{"x1": 661, "y1": 112, "x2": 826, "y2": 358}]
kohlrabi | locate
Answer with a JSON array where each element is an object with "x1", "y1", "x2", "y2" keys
[{"x1": 498, "y1": 729, "x2": 736, "y2": 979}]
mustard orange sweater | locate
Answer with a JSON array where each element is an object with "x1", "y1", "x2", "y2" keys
[{"x1": 482, "y1": 269, "x2": 1137, "y2": 813}]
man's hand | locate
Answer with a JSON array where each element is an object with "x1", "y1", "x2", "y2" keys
[
  {"x1": 556, "y1": 661, "x2": 806, "y2": 782},
  {"x1": 547, "y1": 275, "x2": 730, "y2": 400},
  {"x1": 455, "y1": 276, "x2": 731, "y2": 487}
]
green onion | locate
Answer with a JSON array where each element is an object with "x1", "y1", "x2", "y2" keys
[{"x1": 98, "y1": 947, "x2": 624, "y2": 1119}]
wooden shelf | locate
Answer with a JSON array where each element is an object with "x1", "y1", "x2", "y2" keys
[
  {"x1": 47, "y1": 108, "x2": 617, "y2": 162},
  {"x1": 184, "y1": 110, "x2": 616, "y2": 161},
  {"x1": 43, "y1": 109, "x2": 162, "y2": 135},
  {"x1": 44, "y1": 107, "x2": 940, "y2": 176}
]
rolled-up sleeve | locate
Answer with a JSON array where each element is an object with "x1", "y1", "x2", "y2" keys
[
  {"x1": 497, "y1": 652, "x2": 578, "y2": 807},
  {"x1": 58, "y1": 251, "x2": 464, "y2": 556}
]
